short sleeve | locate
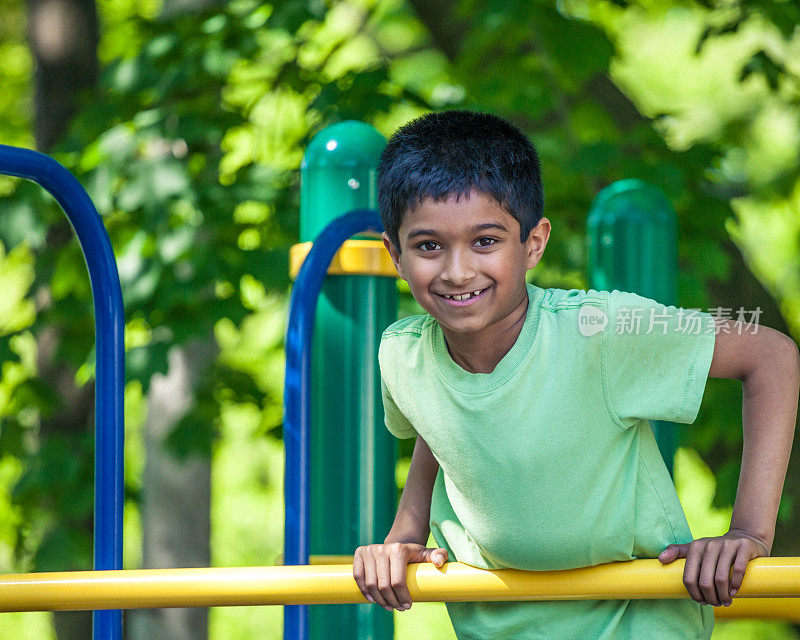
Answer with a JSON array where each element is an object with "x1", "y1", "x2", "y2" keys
[
  {"x1": 380, "y1": 375, "x2": 417, "y2": 439},
  {"x1": 602, "y1": 289, "x2": 716, "y2": 428}
]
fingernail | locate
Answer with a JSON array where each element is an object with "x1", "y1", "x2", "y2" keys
[
  {"x1": 730, "y1": 588, "x2": 738, "y2": 596},
  {"x1": 366, "y1": 595, "x2": 374, "y2": 603}
]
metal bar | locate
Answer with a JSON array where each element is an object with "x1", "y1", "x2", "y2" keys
[
  {"x1": 0, "y1": 560, "x2": 798, "y2": 614},
  {"x1": 288, "y1": 239, "x2": 396, "y2": 278},
  {"x1": 283, "y1": 209, "x2": 384, "y2": 638},
  {"x1": 0, "y1": 145, "x2": 125, "y2": 640}
]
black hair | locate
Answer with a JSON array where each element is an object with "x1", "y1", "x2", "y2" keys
[{"x1": 377, "y1": 109, "x2": 544, "y2": 254}]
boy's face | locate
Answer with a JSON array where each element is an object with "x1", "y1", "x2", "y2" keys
[{"x1": 383, "y1": 189, "x2": 550, "y2": 337}]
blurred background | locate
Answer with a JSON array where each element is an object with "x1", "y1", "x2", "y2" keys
[{"x1": 0, "y1": 0, "x2": 799, "y2": 638}]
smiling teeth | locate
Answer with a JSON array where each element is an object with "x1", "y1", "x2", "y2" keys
[{"x1": 443, "y1": 289, "x2": 484, "y2": 300}]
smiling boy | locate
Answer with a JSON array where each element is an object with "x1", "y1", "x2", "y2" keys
[
  {"x1": 394, "y1": 189, "x2": 539, "y2": 372},
  {"x1": 352, "y1": 109, "x2": 799, "y2": 639}
]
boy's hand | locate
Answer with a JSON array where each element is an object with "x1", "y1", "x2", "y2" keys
[
  {"x1": 657, "y1": 529, "x2": 769, "y2": 607},
  {"x1": 353, "y1": 542, "x2": 448, "y2": 612}
]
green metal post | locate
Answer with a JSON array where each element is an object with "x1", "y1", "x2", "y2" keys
[
  {"x1": 587, "y1": 179, "x2": 680, "y2": 477},
  {"x1": 300, "y1": 120, "x2": 396, "y2": 640}
]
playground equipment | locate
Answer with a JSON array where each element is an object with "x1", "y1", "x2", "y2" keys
[
  {"x1": 0, "y1": 559, "x2": 798, "y2": 617},
  {"x1": 1, "y1": 123, "x2": 799, "y2": 640},
  {"x1": 284, "y1": 121, "x2": 397, "y2": 640},
  {"x1": 588, "y1": 180, "x2": 682, "y2": 476},
  {"x1": 0, "y1": 144, "x2": 125, "y2": 640}
]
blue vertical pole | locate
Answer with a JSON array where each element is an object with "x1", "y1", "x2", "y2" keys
[
  {"x1": 300, "y1": 120, "x2": 394, "y2": 640},
  {"x1": 0, "y1": 145, "x2": 125, "y2": 640},
  {"x1": 284, "y1": 209, "x2": 383, "y2": 640}
]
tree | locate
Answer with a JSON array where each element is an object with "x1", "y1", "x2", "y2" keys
[{"x1": 23, "y1": 0, "x2": 99, "y2": 637}]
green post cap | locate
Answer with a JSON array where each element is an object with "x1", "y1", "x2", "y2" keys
[
  {"x1": 587, "y1": 178, "x2": 675, "y2": 228},
  {"x1": 586, "y1": 178, "x2": 677, "y2": 302},
  {"x1": 300, "y1": 120, "x2": 386, "y2": 242}
]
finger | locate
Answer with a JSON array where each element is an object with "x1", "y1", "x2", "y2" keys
[
  {"x1": 376, "y1": 552, "x2": 403, "y2": 610},
  {"x1": 658, "y1": 543, "x2": 687, "y2": 563},
  {"x1": 729, "y1": 544, "x2": 753, "y2": 598},
  {"x1": 352, "y1": 550, "x2": 374, "y2": 604},
  {"x1": 697, "y1": 542, "x2": 723, "y2": 606},
  {"x1": 715, "y1": 541, "x2": 739, "y2": 606},
  {"x1": 405, "y1": 545, "x2": 430, "y2": 565},
  {"x1": 682, "y1": 541, "x2": 705, "y2": 604},
  {"x1": 390, "y1": 552, "x2": 413, "y2": 610},
  {"x1": 362, "y1": 552, "x2": 388, "y2": 610},
  {"x1": 420, "y1": 547, "x2": 448, "y2": 567}
]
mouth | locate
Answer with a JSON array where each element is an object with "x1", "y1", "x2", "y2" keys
[{"x1": 436, "y1": 287, "x2": 490, "y2": 306}]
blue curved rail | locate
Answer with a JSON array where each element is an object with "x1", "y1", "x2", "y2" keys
[
  {"x1": 283, "y1": 210, "x2": 384, "y2": 640},
  {"x1": 0, "y1": 145, "x2": 124, "y2": 640}
]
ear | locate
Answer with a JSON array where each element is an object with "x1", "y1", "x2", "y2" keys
[
  {"x1": 524, "y1": 217, "x2": 551, "y2": 271},
  {"x1": 382, "y1": 232, "x2": 406, "y2": 281}
]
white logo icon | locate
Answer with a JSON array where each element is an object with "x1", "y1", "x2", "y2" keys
[{"x1": 578, "y1": 305, "x2": 608, "y2": 337}]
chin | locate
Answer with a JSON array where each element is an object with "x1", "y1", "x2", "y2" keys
[{"x1": 438, "y1": 318, "x2": 487, "y2": 334}]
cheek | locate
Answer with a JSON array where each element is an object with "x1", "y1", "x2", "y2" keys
[{"x1": 403, "y1": 261, "x2": 436, "y2": 285}]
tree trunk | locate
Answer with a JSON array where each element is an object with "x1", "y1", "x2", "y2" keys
[
  {"x1": 127, "y1": 0, "x2": 224, "y2": 634},
  {"x1": 27, "y1": 0, "x2": 99, "y2": 150},
  {"x1": 26, "y1": 1, "x2": 99, "y2": 639},
  {"x1": 128, "y1": 341, "x2": 215, "y2": 640},
  {"x1": 159, "y1": 0, "x2": 218, "y2": 18},
  {"x1": 36, "y1": 325, "x2": 95, "y2": 640},
  {"x1": 127, "y1": 0, "x2": 225, "y2": 629}
]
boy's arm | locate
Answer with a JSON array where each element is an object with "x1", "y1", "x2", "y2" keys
[
  {"x1": 659, "y1": 318, "x2": 800, "y2": 607},
  {"x1": 353, "y1": 435, "x2": 448, "y2": 612},
  {"x1": 707, "y1": 320, "x2": 799, "y2": 553},
  {"x1": 385, "y1": 435, "x2": 440, "y2": 544}
]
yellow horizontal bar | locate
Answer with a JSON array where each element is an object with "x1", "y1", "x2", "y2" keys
[
  {"x1": 289, "y1": 239, "x2": 397, "y2": 279},
  {"x1": 0, "y1": 559, "x2": 799, "y2": 616},
  {"x1": 270, "y1": 556, "x2": 800, "y2": 621}
]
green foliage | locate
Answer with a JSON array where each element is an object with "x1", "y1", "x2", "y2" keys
[
  {"x1": 0, "y1": 0, "x2": 34, "y2": 148},
  {"x1": 0, "y1": 242, "x2": 35, "y2": 338},
  {"x1": 12, "y1": 429, "x2": 95, "y2": 571},
  {"x1": 0, "y1": 0, "x2": 303, "y2": 574},
  {"x1": 49, "y1": 0, "x2": 304, "y2": 408}
]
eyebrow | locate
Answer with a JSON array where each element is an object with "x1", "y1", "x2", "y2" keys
[{"x1": 406, "y1": 222, "x2": 509, "y2": 241}]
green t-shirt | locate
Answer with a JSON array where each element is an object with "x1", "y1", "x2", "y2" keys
[{"x1": 379, "y1": 282, "x2": 717, "y2": 640}]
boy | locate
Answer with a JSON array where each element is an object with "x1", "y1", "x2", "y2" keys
[{"x1": 352, "y1": 110, "x2": 799, "y2": 639}]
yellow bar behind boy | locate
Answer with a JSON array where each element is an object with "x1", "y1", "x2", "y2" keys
[{"x1": 352, "y1": 109, "x2": 800, "y2": 639}]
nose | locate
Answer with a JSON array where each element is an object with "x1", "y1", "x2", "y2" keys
[{"x1": 440, "y1": 247, "x2": 477, "y2": 287}]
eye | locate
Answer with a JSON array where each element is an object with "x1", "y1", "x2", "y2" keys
[
  {"x1": 475, "y1": 237, "x2": 497, "y2": 247},
  {"x1": 417, "y1": 240, "x2": 440, "y2": 251}
]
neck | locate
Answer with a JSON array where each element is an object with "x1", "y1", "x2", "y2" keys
[{"x1": 441, "y1": 293, "x2": 529, "y2": 374}]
